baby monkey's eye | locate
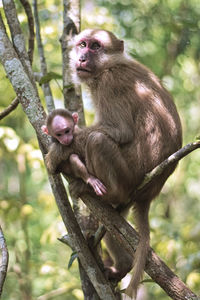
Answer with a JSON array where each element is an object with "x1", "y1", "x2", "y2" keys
[
  {"x1": 65, "y1": 129, "x2": 70, "y2": 134},
  {"x1": 56, "y1": 133, "x2": 61, "y2": 137},
  {"x1": 79, "y1": 41, "x2": 86, "y2": 48}
]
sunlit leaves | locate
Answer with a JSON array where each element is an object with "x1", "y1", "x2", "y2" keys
[{"x1": 0, "y1": 126, "x2": 20, "y2": 152}]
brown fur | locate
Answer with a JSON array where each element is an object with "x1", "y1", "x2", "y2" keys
[
  {"x1": 44, "y1": 109, "x2": 130, "y2": 200},
  {"x1": 44, "y1": 109, "x2": 86, "y2": 175},
  {"x1": 43, "y1": 109, "x2": 100, "y2": 194},
  {"x1": 70, "y1": 29, "x2": 182, "y2": 297}
]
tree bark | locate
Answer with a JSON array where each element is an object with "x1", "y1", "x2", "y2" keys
[{"x1": 0, "y1": 225, "x2": 9, "y2": 297}]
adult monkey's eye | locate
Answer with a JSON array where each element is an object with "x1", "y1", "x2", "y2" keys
[
  {"x1": 79, "y1": 41, "x2": 86, "y2": 48},
  {"x1": 91, "y1": 42, "x2": 101, "y2": 50}
]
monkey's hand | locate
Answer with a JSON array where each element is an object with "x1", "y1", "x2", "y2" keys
[{"x1": 87, "y1": 176, "x2": 107, "y2": 196}]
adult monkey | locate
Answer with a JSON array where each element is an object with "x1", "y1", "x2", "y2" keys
[{"x1": 69, "y1": 29, "x2": 182, "y2": 298}]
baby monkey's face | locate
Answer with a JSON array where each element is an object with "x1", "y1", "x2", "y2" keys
[{"x1": 51, "y1": 115, "x2": 75, "y2": 146}]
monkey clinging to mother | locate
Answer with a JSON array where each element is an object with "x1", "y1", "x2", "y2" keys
[{"x1": 65, "y1": 28, "x2": 182, "y2": 298}]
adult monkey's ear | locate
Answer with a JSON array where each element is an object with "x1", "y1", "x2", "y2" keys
[{"x1": 72, "y1": 112, "x2": 79, "y2": 124}]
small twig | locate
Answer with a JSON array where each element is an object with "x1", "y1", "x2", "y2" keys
[
  {"x1": 19, "y1": 0, "x2": 35, "y2": 65},
  {"x1": 58, "y1": 234, "x2": 73, "y2": 249},
  {"x1": 0, "y1": 97, "x2": 19, "y2": 120},
  {"x1": 0, "y1": 225, "x2": 9, "y2": 297}
]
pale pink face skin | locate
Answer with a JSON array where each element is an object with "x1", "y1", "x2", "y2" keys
[
  {"x1": 69, "y1": 29, "x2": 124, "y2": 84},
  {"x1": 75, "y1": 37, "x2": 103, "y2": 79},
  {"x1": 51, "y1": 115, "x2": 75, "y2": 145}
]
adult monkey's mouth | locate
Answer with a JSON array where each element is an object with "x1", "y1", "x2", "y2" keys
[{"x1": 76, "y1": 67, "x2": 91, "y2": 73}]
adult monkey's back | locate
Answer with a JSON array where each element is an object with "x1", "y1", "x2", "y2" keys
[{"x1": 70, "y1": 29, "x2": 182, "y2": 298}]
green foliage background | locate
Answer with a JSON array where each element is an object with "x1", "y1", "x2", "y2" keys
[{"x1": 0, "y1": 0, "x2": 200, "y2": 299}]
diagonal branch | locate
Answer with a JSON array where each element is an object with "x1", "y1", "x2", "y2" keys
[
  {"x1": 0, "y1": 97, "x2": 19, "y2": 120},
  {"x1": 94, "y1": 141, "x2": 200, "y2": 247},
  {"x1": 49, "y1": 175, "x2": 116, "y2": 300},
  {"x1": 86, "y1": 141, "x2": 200, "y2": 300},
  {"x1": 121, "y1": 140, "x2": 200, "y2": 212},
  {"x1": 80, "y1": 193, "x2": 198, "y2": 300}
]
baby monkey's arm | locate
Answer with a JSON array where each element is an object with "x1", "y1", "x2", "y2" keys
[{"x1": 69, "y1": 154, "x2": 107, "y2": 196}]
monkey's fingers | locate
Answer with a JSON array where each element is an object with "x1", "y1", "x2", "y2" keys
[
  {"x1": 87, "y1": 176, "x2": 107, "y2": 196},
  {"x1": 94, "y1": 179, "x2": 107, "y2": 195}
]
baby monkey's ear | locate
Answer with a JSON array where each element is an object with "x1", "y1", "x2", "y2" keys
[
  {"x1": 72, "y1": 112, "x2": 79, "y2": 124},
  {"x1": 41, "y1": 125, "x2": 49, "y2": 135}
]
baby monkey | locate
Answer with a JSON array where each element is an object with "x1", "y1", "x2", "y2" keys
[{"x1": 42, "y1": 108, "x2": 107, "y2": 196}]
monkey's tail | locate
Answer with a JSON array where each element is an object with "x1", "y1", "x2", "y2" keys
[{"x1": 125, "y1": 198, "x2": 151, "y2": 299}]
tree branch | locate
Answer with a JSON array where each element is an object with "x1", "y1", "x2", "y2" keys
[
  {"x1": 122, "y1": 140, "x2": 200, "y2": 212},
  {"x1": 92, "y1": 141, "x2": 200, "y2": 298},
  {"x1": 80, "y1": 193, "x2": 198, "y2": 300},
  {"x1": 19, "y1": 0, "x2": 35, "y2": 65},
  {"x1": 61, "y1": 0, "x2": 85, "y2": 126},
  {"x1": 33, "y1": 0, "x2": 55, "y2": 112},
  {"x1": 94, "y1": 141, "x2": 200, "y2": 248},
  {"x1": 48, "y1": 175, "x2": 117, "y2": 300},
  {"x1": 2, "y1": 0, "x2": 35, "y2": 87},
  {"x1": 0, "y1": 97, "x2": 19, "y2": 120},
  {"x1": 0, "y1": 225, "x2": 9, "y2": 297},
  {"x1": 37, "y1": 286, "x2": 76, "y2": 300},
  {"x1": 0, "y1": 12, "x2": 46, "y2": 144}
]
